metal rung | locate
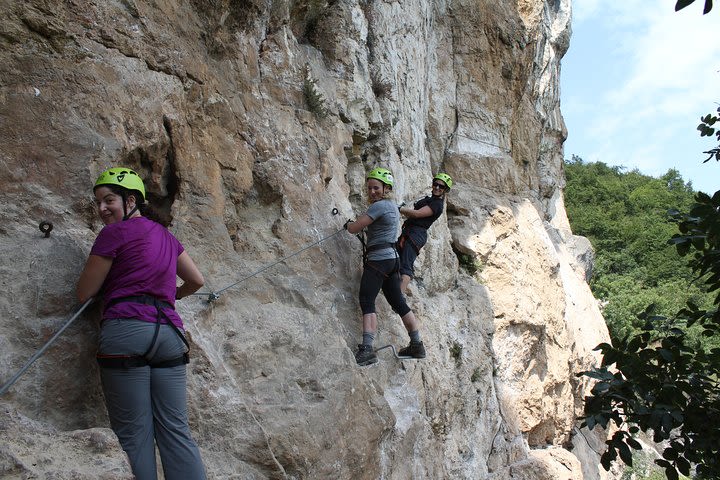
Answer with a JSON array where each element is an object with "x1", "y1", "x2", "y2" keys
[{"x1": 374, "y1": 344, "x2": 412, "y2": 360}]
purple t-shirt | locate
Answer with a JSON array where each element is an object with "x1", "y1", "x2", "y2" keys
[{"x1": 90, "y1": 216, "x2": 185, "y2": 328}]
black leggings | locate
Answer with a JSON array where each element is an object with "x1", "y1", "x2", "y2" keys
[{"x1": 359, "y1": 258, "x2": 411, "y2": 317}]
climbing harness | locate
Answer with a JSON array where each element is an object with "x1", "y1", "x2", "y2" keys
[
  {"x1": 397, "y1": 225, "x2": 422, "y2": 255},
  {"x1": 354, "y1": 228, "x2": 399, "y2": 268},
  {"x1": 355, "y1": 230, "x2": 367, "y2": 259},
  {"x1": 361, "y1": 240, "x2": 397, "y2": 264},
  {"x1": 95, "y1": 295, "x2": 190, "y2": 369},
  {"x1": 361, "y1": 247, "x2": 401, "y2": 280},
  {"x1": 0, "y1": 297, "x2": 95, "y2": 397}
]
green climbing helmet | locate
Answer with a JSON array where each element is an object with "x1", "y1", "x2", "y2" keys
[
  {"x1": 94, "y1": 167, "x2": 146, "y2": 201},
  {"x1": 433, "y1": 172, "x2": 453, "y2": 190},
  {"x1": 367, "y1": 167, "x2": 394, "y2": 188}
]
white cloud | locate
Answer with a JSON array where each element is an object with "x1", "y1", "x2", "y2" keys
[
  {"x1": 561, "y1": 1, "x2": 720, "y2": 193},
  {"x1": 607, "y1": 8, "x2": 720, "y2": 111}
]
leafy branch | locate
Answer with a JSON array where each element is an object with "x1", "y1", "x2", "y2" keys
[
  {"x1": 697, "y1": 106, "x2": 720, "y2": 163},
  {"x1": 579, "y1": 105, "x2": 720, "y2": 478},
  {"x1": 675, "y1": 0, "x2": 714, "y2": 14}
]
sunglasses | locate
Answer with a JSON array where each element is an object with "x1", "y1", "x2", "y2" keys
[{"x1": 432, "y1": 182, "x2": 447, "y2": 190}]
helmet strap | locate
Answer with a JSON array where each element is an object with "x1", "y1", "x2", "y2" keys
[
  {"x1": 121, "y1": 193, "x2": 139, "y2": 221},
  {"x1": 123, "y1": 204, "x2": 139, "y2": 221}
]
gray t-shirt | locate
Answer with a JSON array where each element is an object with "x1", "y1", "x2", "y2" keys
[{"x1": 365, "y1": 199, "x2": 399, "y2": 261}]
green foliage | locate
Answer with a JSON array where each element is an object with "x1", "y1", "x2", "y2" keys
[
  {"x1": 578, "y1": 106, "x2": 720, "y2": 478},
  {"x1": 452, "y1": 246, "x2": 483, "y2": 276},
  {"x1": 697, "y1": 106, "x2": 720, "y2": 163},
  {"x1": 302, "y1": 67, "x2": 329, "y2": 118},
  {"x1": 449, "y1": 341, "x2": 462, "y2": 366},
  {"x1": 564, "y1": 156, "x2": 709, "y2": 341},
  {"x1": 579, "y1": 191, "x2": 720, "y2": 477},
  {"x1": 580, "y1": 300, "x2": 720, "y2": 477},
  {"x1": 621, "y1": 447, "x2": 687, "y2": 480},
  {"x1": 670, "y1": 191, "x2": 720, "y2": 308}
]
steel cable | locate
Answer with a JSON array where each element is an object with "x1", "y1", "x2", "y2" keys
[{"x1": 0, "y1": 297, "x2": 95, "y2": 396}]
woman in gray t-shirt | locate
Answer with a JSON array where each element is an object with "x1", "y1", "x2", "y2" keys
[{"x1": 344, "y1": 168, "x2": 426, "y2": 366}]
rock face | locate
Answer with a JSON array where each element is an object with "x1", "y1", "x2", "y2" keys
[{"x1": 0, "y1": 0, "x2": 614, "y2": 478}]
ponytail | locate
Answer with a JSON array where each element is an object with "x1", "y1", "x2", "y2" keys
[{"x1": 138, "y1": 202, "x2": 172, "y2": 227}]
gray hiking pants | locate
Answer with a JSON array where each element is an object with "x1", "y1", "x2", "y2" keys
[{"x1": 98, "y1": 319, "x2": 206, "y2": 480}]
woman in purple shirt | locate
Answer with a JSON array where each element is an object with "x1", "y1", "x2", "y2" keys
[{"x1": 77, "y1": 167, "x2": 206, "y2": 480}]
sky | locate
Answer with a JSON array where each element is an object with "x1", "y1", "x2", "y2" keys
[{"x1": 560, "y1": 0, "x2": 719, "y2": 194}]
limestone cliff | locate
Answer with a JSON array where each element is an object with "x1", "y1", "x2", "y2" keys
[{"x1": 0, "y1": 0, "x2": 614, "y2": 478}]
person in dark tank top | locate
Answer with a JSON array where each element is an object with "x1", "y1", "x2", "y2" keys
[{"x1": 397, "y1": 173, "x2": 453, "y2": 293}]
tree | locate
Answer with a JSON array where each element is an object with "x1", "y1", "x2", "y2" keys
[
  {"x1": 563, "y1": 158, "x2": 704, "y2": 341},
  {"x1": 579, "y1": 109, "x2": 720, "y2": 479}
]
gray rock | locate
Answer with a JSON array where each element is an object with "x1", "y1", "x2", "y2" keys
[{"x1": 0, "y1": 0, "x2": 616, "y2": 478}]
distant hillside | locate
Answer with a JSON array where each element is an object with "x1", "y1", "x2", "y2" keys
[{"x1": 563, "y1": 156, "x2": 714, "y2": 342}]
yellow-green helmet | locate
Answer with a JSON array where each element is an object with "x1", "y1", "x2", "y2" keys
[
  {"x1": 367, "y1": 167, "x2": 394, "y2": 188},
  {"x1": 94, "y1": 167, "x2": 146, "y2": 201},
  {"x1": 433, "y1": 173, "x2": 453, "y2": 190}
]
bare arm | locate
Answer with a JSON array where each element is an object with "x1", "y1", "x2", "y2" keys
[
  {"x1": 346, "y1": 214, "x2": 374, "y2": 234},
  {"x1": 76, "y1": 255, "x2": 113, "y2": 303},
  {"x1": 400, "y1": 205, "x2": 434, "y2": 219},
  {"x1": 175, "y1": 251, "x2": 204, "y2": 300}
]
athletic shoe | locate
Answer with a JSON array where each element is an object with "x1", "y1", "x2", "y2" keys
[
  {"x1": 398, "y1": 341, "x2": 426, "y2": 359},
  {"x1": 355, "y1": 344, "x2": 378, "y2": 366}
]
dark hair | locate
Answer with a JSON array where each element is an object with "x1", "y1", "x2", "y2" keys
[{"x1": 104, "y1": 185, "x2": 172, "y2": 227}]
